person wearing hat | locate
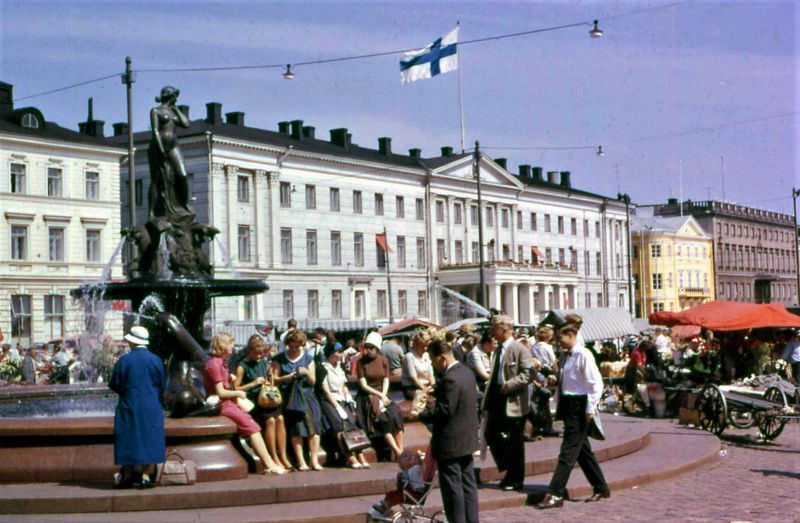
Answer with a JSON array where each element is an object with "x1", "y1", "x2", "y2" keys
[
  {"x1": 356, "y1": 331, "x2": 405, "y2": 460},
  {"x1": 109, "y1": 325, "x2": 166, "y2": 488}
]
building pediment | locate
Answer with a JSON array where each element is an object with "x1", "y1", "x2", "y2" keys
[{"x1": 431, "y1": 155, "x2": 523, "y2": 189}]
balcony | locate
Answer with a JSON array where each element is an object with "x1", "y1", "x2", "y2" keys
[
  {"x1": 679, "y1": 287, "x2": 711, "y2": 297},
  {"x1": 438, "y1": 259, "x2": 578, "y2": 273}
]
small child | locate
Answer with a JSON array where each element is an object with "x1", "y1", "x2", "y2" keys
[{"x1": 372, "y1": 450, "x2": 425, "y2": 515}]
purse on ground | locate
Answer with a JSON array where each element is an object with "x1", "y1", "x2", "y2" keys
[
  {"x1": 157, "y1": 450, "x2": 197, "y2": 486},
  {"x1": 342, "y1": 428, "x2": 371, "y2": 452}
]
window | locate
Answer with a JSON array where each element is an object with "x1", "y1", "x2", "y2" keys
[
  {"x1": 584, "y1": 251, "x2": 590, "y2": 276},
  {"x1": 650, "y1": 244, "x2": 661, "y2": 257},
  {"x1": 570, "y1": 218, "x2": 577, "y2": 236},
  {"x1": 305, "y1": 184, "x2": 316, "y2": 209},
  {"x1": 585, "y1": 293, "x2": 591, "y2": 308},
  {"x1": 595, "y1": 221, "x2": 601, "y2": 238},
  {"x1": 280, "y1": 228, "x2": 292, "y2": 263},
  {"x1": 499, "y1": 244, "x2": 509, "y2": 260},
  {"x1": 282, "y1": 290, "x2": 294, "y2": 319},
  {"x1": 237, "y1": 175, "x2": 249, "y2": 202},
  {"x1": 306, "y1": 230, "x2": 318, "y2": 265},
  {"x1": 44, "y1": 295, "x2": 64, "y2": 339},
  {"x1": 677, "y1": 244, "x2": 682, "y2": 257},
  {"x1": 47, "y1": 167, "x2": 62, "y2": 197},
  {"x1": 652, "y1": 273, "x2": 662, "y2": 289},
  {"x1": 11, "y1": 225, "x2": 27, "y2": 260},
  {"x1": 596, "y1": 252, "x2": 602, "y2": 275},
  {"x1": 558, "y1": 248, "x2": 566, "y2": 266},
  {"x1": 135, "y1": 179, "x2": 143, "y2": 206},
  {"x1": 397, "y1": 236, "x2": 406, "y2": 268},
  {"x1": 85, "y1": 171, "x2": 99, "y2": 200},
  {"x1": 597, "y1": 292, "x2": 604, "y2": 307},
  {"x1": 21, "y1": 112, "x2": 39, "y2": 128},
  {"x1": 545, "y1": 248, "x2": 552, "y2": 264},
  {"x1": 557, "y1": 216, "x2": 564, "y2": 234},
  {"x1": 471, "y1": 242, "x2": 479, "y2": 262},
  {"x1": 398, "y1": 290, "x2": 407, "y2": 316},
  {"x1": 471, "y1": 205, "x2": 478, "y2": 226},
  {"x1": 501, "y1": 208, "x2": 509, "y2": 228},
  {"x1": 377, "y1": 290, "x2": 387, "y2": 318},
  {"x1": 10, "y1": 163, "x2": 26, "y2": 194},
  {"x1": 236, "y1": 225, "x2": 251, "y2": 262},
  {"x1": 243, "y1": 295, "x2": 255, "y2": 321},
  {"x1": 417, "y1": 290, "x2": 428, "y2": 316},
  {"x1": 667, "y1": 272, "x2": 673, "y2": 288},
  {"x1": 527, "y1": 212, "x2": 535, "y2": 231},
  {"x1": 454, "y1": 203, "x2": 462, "y2": 224},
  {"x1": 517, "y1": 211, "x2": 523, "y2": 230},
  {"x1": 396, "y1": 196, "x2": 405, "y2": 218},
  {"x1": 517, "y1": 245, "x2": 523, "y2": 262},
  {"x1": 377, "y1": 238, "x2": 387, "y2": 269},
  {"x1": 375, "y1": 193, "x2": 384, "y2": 216},
  {"x1": 354, "y1": 290, "x2": 366, "y2": 318},
  {"x1": 329, "y1": 188, "x2": 340, "y2": 211},
  {"x1": 679, "y1": 271, "x2": 684, "y2": 288},
  {"x1": 11, "y1": 295, "x2": 32, "y2": 339},
  {"x1": 488, "y1": 240, "x2": 496, "y2": 262},
  {"x1": 544, "y1": 214, "x2": 551, "y2": 232},
  {"x1": 437, "y1": 239, "x2": 446, "y2": 264},
  {"x1": 86, "y1": 229, "x2": 101, "y2": 262},
  {"x1": 49, "y1": 227, "x2": 64, "y2": 261},
  {"x1": 583, "y1": 219, "x2": 589, "y2": 237},
  {"x1": 353, "y1": 190, "x2": 363, "y2": 214},
  {"x1": 280, "y1": 182, "x2": 291, "y2": 207},
  {"x1": 330, "y1": 231, "x2": 342, "y2": 266},
  {"x1": 354, "y1": 233, "x2": 364, "y2": 266},
  {"x1": 332, "y1": 290, "x2": 343, "y2": 318},
  {"x1": 416, "y1": 198, "x2": 425, "y2": 220},
  {"x1": 308, "y1": 290, "x2": 319, "y2": 319},
  {"x1": 455, "y1": 241, "x2": 464, "y2": 264},
  {"x1": 570, "y1": 249, "x2": 577, "y2": 269},
  {"x1": 486, "y1": 207, "x2": 494, "y2": 227},
  {"x1": 417, "y1": 237, "x2": 426, "y2": 269},
  {"x1": 652, "y1": 302, "x2": 664, "y2": 313},
  {"x1": 436, "y1": 200, "x2": 445, "y2": 222}
]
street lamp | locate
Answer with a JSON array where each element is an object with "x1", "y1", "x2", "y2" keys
[
  {"x1": 589, "y1": 20, "x2": 604, "y2": 38},
  {"x1": 282, "y1": 64, "x2": 295, "y2": 80},
  {"x1": 596, "y1": 145, "x2": 605, "y2": 158},
  {"x1": 618, "y1": 193, "x2": 633, "y2": 315}
]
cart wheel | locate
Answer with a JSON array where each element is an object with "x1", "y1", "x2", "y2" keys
[
  {"x1": 428, "y1": 511, "x2": 447, "y2": 523},
  {"x1": 390, "y1": 511, "x2": 414, "y2": 523},
  {"x1": 756, "y1": 412, "x2": 786, "y2": 441},
  {"x1": 764, "y1": 387, "x2": 788, "y2": 408},
  {"x1": 728, "y1": 407, "x2": 755, "y2": 429},
  {"x1": 698, "y1": 384, "x2": 727, "y2": 436}
]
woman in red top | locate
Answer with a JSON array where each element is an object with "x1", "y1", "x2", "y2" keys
[{"x1": 204, "y1": 332, "x2": 286, "y2": 475}]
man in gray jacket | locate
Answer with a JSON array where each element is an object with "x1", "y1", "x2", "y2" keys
[{"x1": 481, "y1": 314, "x2": 539, "y2": 490}]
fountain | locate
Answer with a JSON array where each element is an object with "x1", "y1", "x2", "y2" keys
[{"x1": 0, "y1": 86, "x2": 267, "y2": 484}]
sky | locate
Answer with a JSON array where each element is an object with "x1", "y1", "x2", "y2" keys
[{"x1": 1, "y1": 0, "x2": 797, "y2": 214}]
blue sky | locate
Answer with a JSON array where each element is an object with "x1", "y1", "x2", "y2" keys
[{"x1": 1, "y1": 0, "x2": 796, "y2": 213}]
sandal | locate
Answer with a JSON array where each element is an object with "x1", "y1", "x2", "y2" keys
[
  {"x1": 311, "y1": 464, "x2": 324, "y2": 471},
  {"x1": 297, "y1": 464, "x2": 311, "y2": 472}
]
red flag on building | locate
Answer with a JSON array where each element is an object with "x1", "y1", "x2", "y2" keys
[
  {"x1": 111, "y1": 300, "x2": 130, "y2": 312},
  {"x1": 376, "y1": 233, "x2": 393, "y2": 252}
]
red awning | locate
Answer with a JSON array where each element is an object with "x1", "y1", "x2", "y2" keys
[
  {"x1": 650, "y1": 300, "x2": 800, "y2": 332},
  {"x1": 532, "y1": 246, "x2": 543, "y2": 258},
  {"x1": 670, "y1": 325, "x2": 702, "y2": 339}
]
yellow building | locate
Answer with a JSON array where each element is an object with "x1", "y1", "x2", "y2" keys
[{"x1": 631, "y1": 213, "x2": 716, "y2": 317}]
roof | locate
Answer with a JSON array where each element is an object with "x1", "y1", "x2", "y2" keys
[
  {"x1": 0, "y1": 112, "x2": 117, "y2": 148},
  {"x1": 631, "y1": 214, "x2": 706, "y2": 237},
  {"x1": 650, "y1": 300, "x2": 800, "y2": 331},
  {"x1": 539, "y1": 307, "x2": 636, "y2": 342}
]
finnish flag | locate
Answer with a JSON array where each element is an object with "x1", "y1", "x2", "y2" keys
[{"x1": 400, "y1": 27, "x2": 459, "y2": 84}]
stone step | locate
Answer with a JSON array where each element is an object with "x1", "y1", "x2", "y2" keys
[
  {"x1": 0, "y1": 421, "x2": 720, "y2": 523},
  {"x1": 0, "y1": 416, "x2": 649, "y2": 515}
]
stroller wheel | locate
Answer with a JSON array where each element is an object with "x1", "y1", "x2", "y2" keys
[
  {"x1": 390, "y1": 511, "x2": 414, "y2": 523},
  {"x1": 428, "y1": 511, "x2": 447, "y2": 523}
]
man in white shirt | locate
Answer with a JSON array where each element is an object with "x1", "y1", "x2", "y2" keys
[
  {"x1": 781, "y1": 330, "x2": 800, "y2": 383},
  {"x1": 278, "y1": 318, "x2": 297, "y2": 353},
  {"x1": 537, "y1": 323, "x2": 608, "y2": 509}
]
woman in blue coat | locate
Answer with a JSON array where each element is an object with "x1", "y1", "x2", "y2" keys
[{"x1": 109, "y1": 325, "x2": 166, "y2": 488}]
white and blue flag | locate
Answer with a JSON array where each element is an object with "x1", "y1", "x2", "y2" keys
[{"x1": 400, "y1": 27, "x2": 459, "y2": 84}]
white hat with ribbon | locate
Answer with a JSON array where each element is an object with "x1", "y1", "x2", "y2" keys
[{"x1": 124, "y1": 325, "x2": 150, "y2": 346}]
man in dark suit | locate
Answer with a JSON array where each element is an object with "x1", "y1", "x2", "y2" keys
[
  {"x1": 421, "y1": 339, "x2": 479, "y2": 523},
  {"x1": 481, "y1": 314, "x2": 538, "y2": 490}
]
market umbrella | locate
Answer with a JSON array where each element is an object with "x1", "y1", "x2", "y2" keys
[
  {"x1": 650, "y1": 300, "x2": 800, "y2": 331},
  {"x1": 378, "y1": 318, "x2": 441, "y2": 337}
]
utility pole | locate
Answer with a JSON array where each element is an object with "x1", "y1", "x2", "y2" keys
[
  {"x1": 793, "y1": 188, "x2": 800, "y2": 305},
  {"x1": 383, "y1": 226, "x2": 394, "y2": 323},
  {"x1": 619, "y1": 193, "x2": 634, "y2": 315},
  {"x1": 122, "y1": 56, "x2": 136, "y2": 237},
  {"x1": 474, "y1": 141, "x2": 486, "y2": 308}
]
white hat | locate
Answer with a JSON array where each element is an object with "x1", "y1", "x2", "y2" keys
[
  {"x1": 124, "y1": 325, "x2": 149, "y2": 346},
  {"x1": 364, "y1": 331, "x2": 383, "y2": 349}
]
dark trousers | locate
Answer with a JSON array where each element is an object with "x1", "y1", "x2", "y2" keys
[
  {"x1": 486, "y1": 412, "x2": 525, "y2": 484},
  {"x1": 549, "y1": 395, "x2": 607, "y2": 498},
  {"x1": 437, "y1": 454, "x2": 479, "y2": 523},
  {"x1": 791, "y1": 361, "x2": 800, "y2": 384}
]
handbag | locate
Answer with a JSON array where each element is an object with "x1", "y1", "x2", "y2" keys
[
  {"x1": 258, "y1": 375, "x2": 282, "y2": 410},
  {"x1": 342, "y1": 427, "x2": 371, "y2": 452},
  {"x1": 236, "y1": 396, "x2": 255, "y2": 413},
  {"x1": 285, "y1": 380, "x2": 308, "y2": 415},
  {"x1": 157, "y1": 450, "x2": 197, "y2": 486}
]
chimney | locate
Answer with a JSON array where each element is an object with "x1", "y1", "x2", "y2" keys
[
  {"x1": 302, "y1": 126, "x2": 315, "y2": 139},
  {"x1": 667, "y1": 197, "x2": 678, "y2": 206},
  {"x1": 330, "y1": 128, "x2": 351, "y2": 148},
  {"x1": 378, "y1": 137, "x2": 392, "y2": 156},
  {"x1": 278, "y1": 121, "x2": 290, "y2": 134},
  {"x1": 0, "y1": 81, "x2": 13, "y2": 114},
  {"x1": 226, "y1": 111, "x2": 245, "y2": 126},
  {"x1": 560, "y1": 171, "x2": 571, "y2": 188},
  {"x1": 532, "y1": 167, "x2": 543, "y2": 181},
  {"x1": 178, "y1": 104, "x2": 190, "y2": 120},
  {"x1": 205, "y1": 102, "x2": 222, "y2": 125},
  {"x1": 441, "y1": 146, "x2": 453, "y2": 157},
  {"x1": 78, "y1": 98, "x2": 104, "y2": 137},
  {"x1": 112, "y1": 122, "x2": 129, "y2": 137},
  {"x1": 495, "y1": 158, "x2": 507, "y2": 169},
  {"x1": 409, "y1": 148, "x2": 422, "y2": 158},
  {"x1": 290, "y1": 119, "x2": 304, "y2": 140},
  {"x1": 547, "y1": 171, "x2": 559, "y2": 184},
  {"x1": 518, "y1": 164, "x2": 532, "y2": 178}
]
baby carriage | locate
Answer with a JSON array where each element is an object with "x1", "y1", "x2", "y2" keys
[{"x1": 367, "y1": 446, "x2": 446, "y2": 523}]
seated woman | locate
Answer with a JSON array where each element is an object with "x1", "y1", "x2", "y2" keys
[
  {"x1": 234, "y1": 334, "x2": 293, "y2": 471},
  {"x1": 356, "y1": 332, "x2": 404, "y2": 460},
  {"x1": 401, "y1": 328, "x2": 436, "y2": 419},
  {"x1": 272, "y1": 330, "x2": 324, "y2": 471},
  {"x1": 319, "y1": 346, "x2": 370, "y2": 469},
  {"x1": 203, "y1": 333, "x2": 285, "y2": 475}
]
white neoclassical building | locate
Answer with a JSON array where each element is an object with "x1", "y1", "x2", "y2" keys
[
  {"x1": 115, "y1": 101, "x2": 630, "y2": 330},
  {"x1": 0, "y1": 81, "x2": 126, "y2": 346}
]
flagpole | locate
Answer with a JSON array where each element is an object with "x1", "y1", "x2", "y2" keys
[
  {"x1": 383, "y1": 227, "x2": 395, "y2": 323},
  {"x1": 457, "y1": 21, "x2": 466, "y2": 153}
]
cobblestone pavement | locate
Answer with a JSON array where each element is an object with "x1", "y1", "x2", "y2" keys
[{"x1": 481, "y1": 422, "x2": 800, "y2": 523}]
